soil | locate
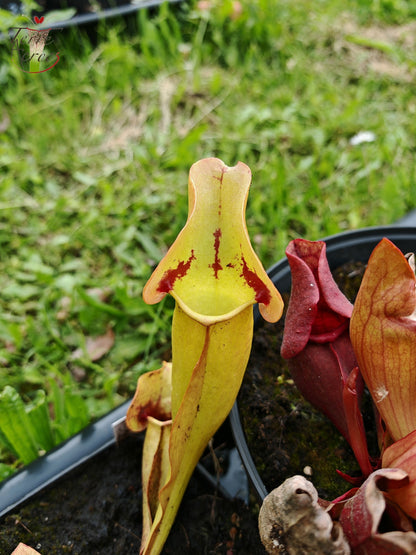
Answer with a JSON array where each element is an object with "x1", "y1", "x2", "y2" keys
[
  {"x1": 0, "y1": 426, "x2": 266, "y2": 554},
  {"x1": 238, "y1": 261, "x2": 380, "y2": 502}
]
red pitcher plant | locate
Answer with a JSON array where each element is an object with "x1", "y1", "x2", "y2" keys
[{"x1": 265, "y1": 237, "x2": 416, "y2": 554}]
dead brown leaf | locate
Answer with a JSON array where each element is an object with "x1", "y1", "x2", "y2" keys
[{"x1": 72, "y1": 328, "x2": 115, "y2": 361}]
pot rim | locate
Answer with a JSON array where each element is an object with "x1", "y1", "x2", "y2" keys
[{"x1": 230, "y1": 224, "x2": 416, "y2": 502}]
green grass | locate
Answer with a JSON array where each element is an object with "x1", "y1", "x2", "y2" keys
[{"x1": 0, "y1": 0, "x2": 415, "y2": 475}]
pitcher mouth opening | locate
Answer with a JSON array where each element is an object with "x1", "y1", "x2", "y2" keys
[{"x1": 173, "y1": 291, "x2": 254, "y2": 326}]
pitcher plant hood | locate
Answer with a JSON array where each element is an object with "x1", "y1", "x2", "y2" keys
[
  {"x1": 143, "y1": 157, "x2": 283, "y2": 325},
  {"x1": 280, "y1": 239, "x2": 371, "y2": 476},
  {"x1": 281, "y1": 238, "x2": 353, "y2": 359},
  {"x1": 350, "y1": 238, "x2": 416, "y2": 443}
]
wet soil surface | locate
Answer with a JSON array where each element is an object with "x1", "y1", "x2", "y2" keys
[{"x1": 0, "y1": 431, "x2": 266, "y2": 554}]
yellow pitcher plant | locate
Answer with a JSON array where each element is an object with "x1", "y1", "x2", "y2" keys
[{"x1": 127, "y1": 158, "x2": 283, "y2": 555}]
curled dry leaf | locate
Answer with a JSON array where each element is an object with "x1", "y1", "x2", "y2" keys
[
  {"x1": 11, "y1": 544, "x2": 41, "y2": 555},
  {"x1": 258, "y1": 475, "x2": 350, "y2": 554},
  {"x1": 339, "y1": 468, "x2": 416, "y2": 554}
]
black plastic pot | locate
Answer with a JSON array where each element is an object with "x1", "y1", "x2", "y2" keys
[
  {"x1": 1, "y1": 0, "x2": 182, "y2": 30},
  {"x1": 0, "y1": 0, "x2": 183, "y2": 44},
  {"x1": 0, "y1": 400, "x2": 247, "y2": 519},
  {"x1": 230, "y1": 225, "x2": 416, "y2": 502},
  {"x1": 0, "y1": 399, "x2": 132, "y2": 518},
  {"x1": 40, "y1": 0, "x2": 183, "y2": 31}
]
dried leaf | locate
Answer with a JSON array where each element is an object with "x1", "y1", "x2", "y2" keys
[
  {"x1": 259, "y1": 475, "x2": 350, "y2": 554},
  {"x1": 72, "y1": 328, "x2": 115, "y2": 361}
]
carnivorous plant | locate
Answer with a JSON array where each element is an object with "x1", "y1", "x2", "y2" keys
[
  {"x1": 127, "y1": 157, "x2": 283, "y2": 555},
  {"x1": 266, "y1": 236, "x2": 416, "y2": 554}
]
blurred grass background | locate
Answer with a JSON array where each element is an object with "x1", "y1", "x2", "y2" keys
[{"x1": 0, "y1": 0, "x2": 415, "y2": 476}]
